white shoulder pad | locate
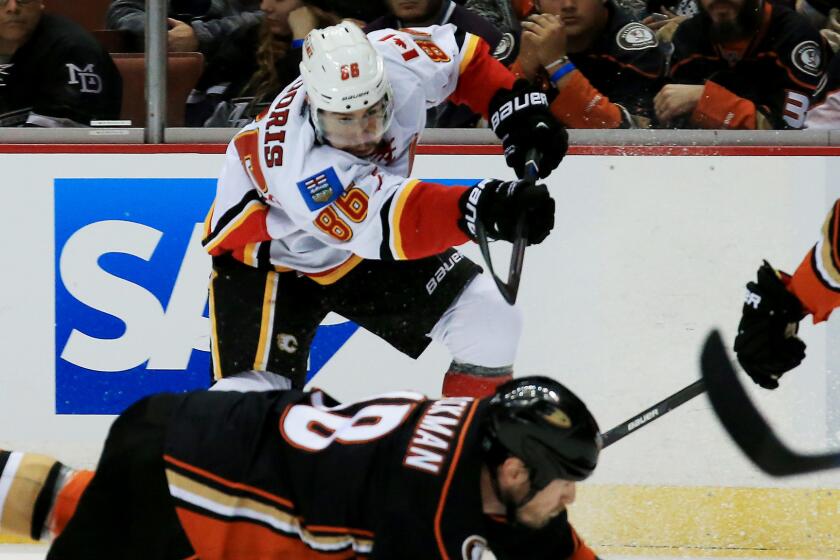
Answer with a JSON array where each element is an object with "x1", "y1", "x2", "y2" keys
[{"x1": 368, "y1": 25, "x2": 462, "y2": 108}]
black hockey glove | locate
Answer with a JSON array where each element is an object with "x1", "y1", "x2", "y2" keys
[
  {"x1": 458, "y1": 179, "x2": 554, "y2": 245},
  {"x1": 488, "y1": 81, "x2": 568, "y2": 179},
  {"x1": 734, "y1": 261, "x2": 807, "y2": 390}
]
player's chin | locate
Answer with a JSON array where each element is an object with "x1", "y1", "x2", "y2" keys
[
  {"x1": 346, "y1": 143, "x2": 378, "y2": 157},
  {"x1": 516, "y1": 512, "x2": 553, "y2": 530}
]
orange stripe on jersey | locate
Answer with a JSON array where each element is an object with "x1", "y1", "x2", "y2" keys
[
  {"x1": 550, "y1": 70, "x2": 623, "y2": 129},
  {"x1": 204, "y1": 201, "x2": 270, "y2": 256},
  {"x1": 588, "y1": 53, "x2": 661, "y2": 80},
  {"x1": 789, "y1": 200, "x2": 840, "y2": 323},
  {"x1": 175, "y1": 508, "x2": 361, "y2": 560},
  {"x1": 568, "y1": 524, "x2": 598, "y2": 560},
  {"x1": 434, "y1": 401, "x2": 479, "y2": 559},
  {"x1": 164, "y1": 455, "x2": 295, "y2": 510},
  {"x1": 305, "y1": 524, "x2": 375, "y2": 538},
  {"x1": 789, "y1": 248, "x2": 840, "y2": 323},
  {"x1": 690, "y1": 81, "x2": 757, "y2": 129},
  {"x1": 450, "y1": 38, "x2": 516, "y2": 118},
  {"x1": 669, "y1": 53, "x2": 718, "y2": 76},
  {"x1": 760, "y1": 52, "x2": 820, "y2": 93},
  {"x1": 391, "y1": 181, "x2": 469, "y2": 260},
  {"x1": 304, "y1": 254, "x2": 364, "y2": 285},
  {"x1": 50, "y1": 470, "x2": 93, "y2": 539}
]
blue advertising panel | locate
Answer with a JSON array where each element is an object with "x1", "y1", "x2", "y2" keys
[{"x1": 54, "y1": 179, "x2": 359, "y2": 414}]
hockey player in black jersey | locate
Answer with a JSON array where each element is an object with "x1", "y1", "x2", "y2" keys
[{"x1": 0, "y1": 377, "x2": 602, "y2": 559}]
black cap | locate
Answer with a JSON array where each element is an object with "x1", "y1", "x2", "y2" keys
[{"x1": 483, "y1": 376, "x2": 602, "y2": 489}]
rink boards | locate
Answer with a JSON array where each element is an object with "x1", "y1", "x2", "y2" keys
[{"x1": 1, "y1": 144, "x2": 840, "y2": 557}]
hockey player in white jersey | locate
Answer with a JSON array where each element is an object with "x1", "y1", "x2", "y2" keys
[{"x1": 203, "y1": 21, "x2": 569, "y2": 398}]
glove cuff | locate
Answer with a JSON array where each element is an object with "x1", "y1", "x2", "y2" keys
[
  {"x1": 757, "y1": 260, "x2": 805, "y2": 320},
  {"x1": 458, "y1": 180, "x2": 491, "y2": 242}
]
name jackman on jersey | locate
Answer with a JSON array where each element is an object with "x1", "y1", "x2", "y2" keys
[{"x1": 403, "y1": 397, "x2": 472, "y2": 474}]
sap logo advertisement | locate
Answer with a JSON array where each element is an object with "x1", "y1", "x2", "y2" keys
[{"x1": 54, "y1": 179, "x2": 359, "y2": 414}]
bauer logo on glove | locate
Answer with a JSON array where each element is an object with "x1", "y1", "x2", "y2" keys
[
  {"x1": 458, "y1": 178, "x2": 555, "y2": 246},
  {"x1": 490, "y1": 92, "x2": 549, "y2": 130},
  {"x1": 488, "y1": 81, "x2": 569, "y2": 179}
]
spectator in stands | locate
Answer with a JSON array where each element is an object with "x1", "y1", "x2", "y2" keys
[
  {"x1": 465, "y1": 0, "x2": 526, "y2": 44},
  {"x1": 510, "y1": 0, "x2": 666, "y2": 128},
  {"x1": 106, "y1": 0, "x2": 261, "y2": 59},
  {"x1": 367, "y1": 0, "x2": 517, "y2": 126},
  {"x1": 804, "y1": 53, "x2": 840, "y2": 128},
  {"x1": 188, "y1": 0, "x2": 386, "y2": 127},
  {"x1": 0, "y1": 0, "x2": 121, "y2": 126},
  {"x1": 641, "y1": 0, "x2": 696, "y2": 42},
  {"x1": 187, "y1": 0, "x2": 302, "y2": 126},
  {"x1": 796, "y1": 0, "x2": 840, "y2": 51},
  {"x1": 655, "y1": 0, "x2": 827, "y2": 129},
  {"x1": 300, "y1": 0, "x2": 388, "y2": 22}
]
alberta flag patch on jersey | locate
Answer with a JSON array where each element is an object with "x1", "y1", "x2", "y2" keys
[{"x1": 297, "y1": 167, "x2": 344, "y2": 211}]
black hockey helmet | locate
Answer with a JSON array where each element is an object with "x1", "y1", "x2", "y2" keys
[{"x1": 482, "y1": 376, "x2": 602, "y2": 490}]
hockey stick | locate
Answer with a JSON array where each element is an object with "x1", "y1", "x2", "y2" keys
[
  {"x1": 476, "y1": 148, "x2": 539, "y2": 305},
  {"x1": 601, "y1": 378, "x2": 706, "y2": 448},
  {"x1": 700, "y1": 329, "x2": 840, "y2": 476}
]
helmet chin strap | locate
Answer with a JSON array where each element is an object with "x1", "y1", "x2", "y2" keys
[{"x1": 491, "y1": 466, "x2": 540, "y2": 526}]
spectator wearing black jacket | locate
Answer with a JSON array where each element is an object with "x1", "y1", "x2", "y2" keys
[
  {"x1": 187, "y1": 0, "x2": 303, "y2": 126},
  {"x1": 106, "y1": 0, "x2": 262, "y2": 60},
  {"x1": 0, "y1": 1, "x2": 121, "y2": 127},
  {"x1": 512, "y1": 0, "x2": 666, "y2": 128},
  {"x1": 656, "y1": 0, "x2": 827, "y2": 129}
]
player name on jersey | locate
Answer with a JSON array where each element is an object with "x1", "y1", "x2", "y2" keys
[{"x1": 404, "y1": 396, "x2": 472, "y2": 474}]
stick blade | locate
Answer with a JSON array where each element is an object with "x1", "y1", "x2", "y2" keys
[{"x1": 701, "y1": 329, "x2": 840, "y2": 476}]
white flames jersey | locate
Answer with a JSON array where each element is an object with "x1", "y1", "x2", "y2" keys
[{"x1": 203, "y1": 25, "x2": 513, "y2": 284}]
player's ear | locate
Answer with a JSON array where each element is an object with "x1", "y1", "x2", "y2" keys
[{"x1": 499, "y1": 456, "x2": 529, "y2": 485}]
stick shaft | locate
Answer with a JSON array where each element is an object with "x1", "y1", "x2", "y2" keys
[{"x1": 601, "y1": 379, "x2": 706, "y2": 448}]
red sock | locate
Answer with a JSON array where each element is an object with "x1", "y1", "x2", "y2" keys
[{"x1": 441, "y1": 370, "x2": 512, "y2": 398}]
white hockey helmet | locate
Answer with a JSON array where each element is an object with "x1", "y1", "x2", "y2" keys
[{"x1": 299, "y1": 22, "x2": 394, "y2": 149}]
